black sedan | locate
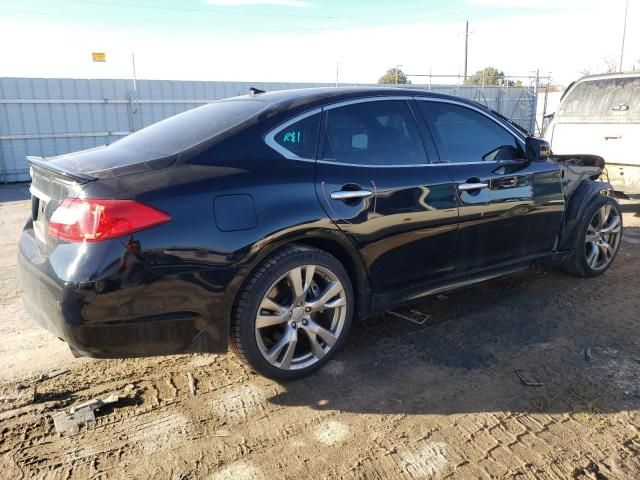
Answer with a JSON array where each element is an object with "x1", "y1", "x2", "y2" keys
[{"x1": 18, "y1": 87, "x2": 622, "y2": 379}]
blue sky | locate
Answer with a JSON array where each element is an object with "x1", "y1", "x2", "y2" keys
[
  {"x1": 0, "y1": 0, "x2": 638, "y2": 84},
  {"x1": 0, "y1": 0, "x2": 605, "y2": 32}
]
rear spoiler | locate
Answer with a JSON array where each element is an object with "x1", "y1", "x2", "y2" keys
[{"x1": 27, "y1": 156, "x2": 97, "y2": 184}]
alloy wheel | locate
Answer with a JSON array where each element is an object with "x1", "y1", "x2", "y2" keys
[
  {"x1": 254, "y1": 265, "x2": 347, "y2": 370},
  {"x1": 585, "y1": 203, "x2": 621, "y2": 271}
]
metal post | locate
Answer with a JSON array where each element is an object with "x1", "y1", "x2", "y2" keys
[
  {"x1": 428, "y1": 68, "x2": 432, "y2": 91},
  {"x1": 541, "y1": 73, "x2": 551, "y2": 136},
  {"x1": 463, "y1": 20, "x2": 469, "y2": 82},
  {"x1": 130, "y1": 53, "x2": 138, "y2": 133},
  {"x1": 335, "y1": 62, "x2": 339, "y2": 87},
  {"x1": 620, "y1": 0, "x2": 629, "y2": 71},
  {"x1": 531, "y1": 69, "x2": 539, "y2": 135},
  {"x1": 131, "y1": 52, "x2": 138, "y2": 92},
  {"x1": 0, "y1": 108, "x2": 6, "y2": 183},
  {"x1": 0, "y1": 140, "x2": 7, "y2": 184}
]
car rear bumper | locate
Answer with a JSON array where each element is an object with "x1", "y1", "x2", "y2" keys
[{"x1": 18, "y1": 229, "x2": 229, "y2": 358}]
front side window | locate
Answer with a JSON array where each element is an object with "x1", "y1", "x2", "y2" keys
[
  {"x1": 273, "y1": 113, "x2": 320, "y2": 159},
  {"x1": 322, "y1": 100, "x2": 427, "y2": 166},
  {"x1": 419, "y1": 102, "x2": 524, "y2": 163}
]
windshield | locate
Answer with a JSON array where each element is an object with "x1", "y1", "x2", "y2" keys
[
  {"x1": 558, "y1": 77, "x2": 640, "y2": 121},
  {"x1": 112, "y1": 98, "x2": 267, "y2": 157}
]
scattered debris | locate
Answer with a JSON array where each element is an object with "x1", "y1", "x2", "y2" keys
[
  {"x1": 52, "y1": 392, "x2": 119, "y2": 434},
  {"x1": 214, "y1": 429, "x2": 231, "y2": 437},
  {"x1": 387, "y1": 310, "x2": 431, "y2": 326},
  {"x1": 583, "y1": 346, "x2": 592, "y2": 362},
  {"x1": 515, "y1": 369, "x2": 543, "y2": 387},
  {"x1": 15, "y1": 368, "x2": 69, "y2": 392},
  {"x1": 36, "y1": 368, "x2": 69, "y2": 383},
  {"x1": 435, "y1": 294, "x2": 448, "y2": 301},
  {"x1": 187, "y1": 372, "x2": 197, "y2": 396}
]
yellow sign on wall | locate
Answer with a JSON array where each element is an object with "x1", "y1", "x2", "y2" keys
[{"x1": 92, "y1": 52, "x2": 106, "y2": 62}]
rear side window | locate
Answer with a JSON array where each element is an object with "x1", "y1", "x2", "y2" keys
[
  {"x1": 273, "y1": 113, "x2": 320, "y2": 159},
  {"x1": 322, "y1": 100, "x2": 427, "y2": 166},
  {"x1": 113, "y1": 99, "x2": 267, "y2": 157},
  {"x1": 558, "y1": 77, "x2": 640, "y2": 121},
  {"x1": 418, "y1": 102, "x2": 524, "y2": 163}
]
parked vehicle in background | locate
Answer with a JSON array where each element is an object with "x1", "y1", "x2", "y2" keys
[
  {"x1": 18, "y1": 87, "x2": 622, "y2": 380},
  {"x1": 544, "y1": 73, "x2": 640, "y2": 197}
]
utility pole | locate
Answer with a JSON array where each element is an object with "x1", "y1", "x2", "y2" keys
[
  {"x1": 130, "y1": 52, "x2": 139, "y2": 132},
  {"x1": 131, "y1": 52, "x2": 138, "y2": 92},
  {"x1": 464, "y1": 20, "x2": 469, "y2": 82},
  {"x1": 619, "y1": 0, "x2": 629, "y2": 71},
  {"x1": 335, "y1": 62, "x2": 339, "y2": 87}
]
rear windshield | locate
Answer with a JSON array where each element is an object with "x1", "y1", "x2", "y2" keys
[
  {"x1": 558, "y1": 77, "x2": 640, "y2": 121},
  {"x1": 113, "y1": 98, "x2": 267, "y2": 156}
]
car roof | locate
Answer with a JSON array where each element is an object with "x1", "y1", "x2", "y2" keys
[
  {"x1": 559, "y1": 72, "x2": 640, "y2": 102},
  {"x1": 572, "y1": 72, "x2": 640, "y2": 83},
  {"x1": 234, "y1": 86, "x2": 483, "y2": 113}
]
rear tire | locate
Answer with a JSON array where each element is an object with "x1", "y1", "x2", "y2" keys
[
  {"x1": 563, "y1": 195, "x2": 622, "y2": 277},
  {"x1": 231, "y1": 245, "x2": 353, "y2": 380}
]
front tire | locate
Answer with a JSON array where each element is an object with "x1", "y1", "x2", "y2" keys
[
  {"x1": 231, "y1": 245, "x2": 353, "y2": 380},
  {"x1": 564, "y1": 195, "x2": 622, "y2": 277}
]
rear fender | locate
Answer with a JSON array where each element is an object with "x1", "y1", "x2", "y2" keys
[
  {"x1": 557, "y1": 180, "x2": 613, "y2": 250},
  {"x1": 229, "y1": 225, "x2": 372, "y2": 321}
]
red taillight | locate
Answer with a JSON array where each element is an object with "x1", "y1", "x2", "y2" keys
[{"x1": 48, "y1": 198, "x2": 171, "y2": 242}]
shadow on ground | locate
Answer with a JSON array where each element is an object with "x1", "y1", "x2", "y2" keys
[
  {"x1": 270, "y1": 228, "x2": 640, "y2": 416},
  {"x1": 0, "y1": 183, "x2": 30, "y2": 202}
]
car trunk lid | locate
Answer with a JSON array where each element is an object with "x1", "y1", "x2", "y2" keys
[{"x1": 27, "y1": 157, "x2": 91, "y2": 251}]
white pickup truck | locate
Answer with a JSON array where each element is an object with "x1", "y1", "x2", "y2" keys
[{"x1": 545, "y1": 73, "x2": 640, "y2": 197}]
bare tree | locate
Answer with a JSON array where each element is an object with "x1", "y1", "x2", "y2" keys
[{"x1": 579, "y1": 56, "x2": 620, "y2": 77}]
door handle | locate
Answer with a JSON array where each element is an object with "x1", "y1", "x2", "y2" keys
[
  {"x1": 493, "y1": 176, "x2": 518, "y2": 188},
  {"x1": 611, "y1": 104, "x2": 629, "y2": 112},
  {"x1": 458, "y1": 182, "x2": 489, "y2": 191},
  {"x1": 330, "y1": 189, "x2": 373, "y2": 201}
]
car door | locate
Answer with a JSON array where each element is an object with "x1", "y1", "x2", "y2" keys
[
  {"x1": 314, "y1": 97, "x2": 459, "y2": 293},
  {"x1": 416, "y1": 98, "x2": 564, "y2": 272}
]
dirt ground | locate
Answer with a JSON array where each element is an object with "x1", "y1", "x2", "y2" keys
[{"x1": 1, "y1": 183, "x2": 639, "y2": 480}]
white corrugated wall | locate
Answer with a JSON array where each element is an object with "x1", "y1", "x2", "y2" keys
[{"x1": 0, "y1": 78, "x2": 536, "y2": 182}]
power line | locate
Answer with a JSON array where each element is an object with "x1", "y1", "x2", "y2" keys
[
  {"x1": 65, "y1": 0, "x2": 350, "y2": 21},
  {"x1": 0, "y1": 8, "x2": 336, "y2": 33}
]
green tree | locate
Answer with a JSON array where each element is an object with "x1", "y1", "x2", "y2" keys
[
  {"x1": 464, "y1": 66, "x2": 506, "y2": 86},
  {"x1": 378, "y1": 67, "x2": 410, "y2": 85}
]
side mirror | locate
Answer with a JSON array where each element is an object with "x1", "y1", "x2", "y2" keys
[{"x1": 526, "y1": 136, "x2": 551, "y2": 161}]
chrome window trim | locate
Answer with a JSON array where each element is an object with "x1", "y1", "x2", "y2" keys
[
  {"x1": 316, "y1": 159, "x2": 502, "y2": 168},
  {"x1": 264, "y1": 97, "x2": 416, "y2": 163},
  {"x1": 265, "y1": 95, "x2": 528, "y2": 167},
  {"x1": 264, "y1": 107, "x2": 322, "y2": 162},
  {"x1": 316, "y1": 159, "x2": 429, "y2": 168},
  {"x1": 322, "y1": 95, "x2": 414, "y2": 111}
]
